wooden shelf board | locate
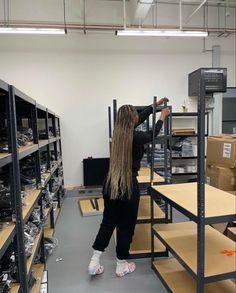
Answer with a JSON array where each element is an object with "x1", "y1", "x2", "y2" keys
[
  {"x1": 27, "y1": 229, "x2": 43, "y2": 274},
  {"x1": 138, "y1": 196, "x2": 165, "y2": 220},
  {"x1": 51, "y1": 164, "x2": 58, "y2": 174},
  {"x1": 130, "y1": 224, "x2": 165, "y2": 254},
  {"x1": 44, "y1": 226, "x2": 54, "y2": 238},
  {"x1": 138, "y1": 167, "x2": 164, "y2": 184},
  {"x1": 152, "y1": 182, "x2": 236, "y2": 219},
  {"x1": 153, "y1": 258, "x2": 236, "y2": 293},
  {"x1": 42, "y1": 172, "x2": 51, "y2": 186},
  {"x1": 9, "y1": 283, "x2": 20, "y2": 293},
  {"x1": 31, "y1": 264, "x2": 45, "y2": 293},
  {"x1": 113, "y1": 223, "x2": 165, "y2": 254},
  {"x1": 79, "y1": 198, "x2": 104, "y2": 216},
  {"x1": 18, "y1": 144, "x2": 38, "y2": 154},
  {"x1": 55, "y1": 207, "x2": 61, "y2": 222},
  {"x1": 0, "y1": 153, "x2": 11, "y2": 160},
  {"x1": 39, "y1": 139, "x2": 47, "y2": 146},
  {"x1": 153, "y1": 221, "x2": 236, "y2": 277},
  {"x1": 43, "y1": 207, "x2": 51, "y2": 219},
  {"x1": 0, "y1": 222, "x2": 15, "y2": 250},
  {"x1": 39, "y1": 140, "x2": 48, "y2": 148},
  {"x1": 22, "y1": 189, "x2": 41, "y2": 222}
]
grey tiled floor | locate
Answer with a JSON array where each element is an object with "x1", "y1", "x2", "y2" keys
[{"x1": 47, "y1": 194, "x2": 168, "y2": 293}]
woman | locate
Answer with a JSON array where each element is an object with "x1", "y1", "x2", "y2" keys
[{"x1": 88, "y1": 98, "x2": 170, "y2": 277}]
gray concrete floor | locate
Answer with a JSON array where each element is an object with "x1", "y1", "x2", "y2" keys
[{"x1": 47, "y1": 192, "x2": 169, "y2": 293}]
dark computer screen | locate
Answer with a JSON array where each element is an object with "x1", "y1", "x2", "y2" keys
[{"x1": 83, "y1": 158, "x2": 110, "y2": 187}]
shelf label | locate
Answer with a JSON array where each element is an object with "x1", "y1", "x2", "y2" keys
[
  {"x1": 223, "y1": 143, "x2": 232, "y2": 158},
  {"x1": 206, "y1": 176, "x2": 210, "y2": 185}
]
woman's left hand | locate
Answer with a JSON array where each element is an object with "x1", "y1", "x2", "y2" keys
[{"x1": 157, "y1": 97, "x2": 169, "y2": 106}]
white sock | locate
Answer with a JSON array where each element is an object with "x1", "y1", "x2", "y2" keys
[
  {"x1": 88, "y1": 250, "x2": 103, "y2": 274},
  {"x1": 116, "y1": 258, "x2": 129, "y2": 274}
]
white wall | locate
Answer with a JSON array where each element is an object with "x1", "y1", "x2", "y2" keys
[{"x1": 0, "y1": 32, "x2": 235, "y2": 188}]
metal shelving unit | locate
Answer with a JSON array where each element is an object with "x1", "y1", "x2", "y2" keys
[
  {"x1": 0, "y1": 79, "x2": 65, "y2": 293},
  {"x1": 150, "y1": 68, "x2": 236, "y2": 293},
  {"x1": 110, "y1": 99, "x2": 172, "y2": 259},
  {"x1": 148, "y1": 97, "x2": 173, "y2": 262},
  {"x1": 171, "y1": 112, "x2": 209, "y2": 183}
]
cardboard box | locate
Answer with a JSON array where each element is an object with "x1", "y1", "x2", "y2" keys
[
  {"x1": 206, "y1": 165, "x2": 236, "y2": 191},
  {"x1": 228, "y1": 191, "x2": 236, "y2": 196},
  {"x1": 207, "y1": 135, "x2": 236, "y2": 168}
]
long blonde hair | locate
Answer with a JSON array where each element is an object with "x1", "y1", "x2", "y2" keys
[{"x1": 106, "y1": 105, "x2": 138, "y2": 200}]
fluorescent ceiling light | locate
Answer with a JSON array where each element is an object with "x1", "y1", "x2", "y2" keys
[
  {"x1": 116, "y1": 30, "x2": 208, "y2": 37},
  {"x1": 0, "y1": 27, "x2": 65, "y2": 35}
]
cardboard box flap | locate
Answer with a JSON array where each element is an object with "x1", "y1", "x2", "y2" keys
[{"x1": 211, "y1": 134, "x2": 236, "y2": 140}]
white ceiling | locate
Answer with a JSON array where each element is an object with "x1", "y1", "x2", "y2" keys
[{"x1": 0, "y1": 0, "x2": 235, "y2": 34}]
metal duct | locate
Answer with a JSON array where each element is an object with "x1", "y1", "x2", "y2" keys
[{"x1": 131, "y1": 0, "x2": 154, "y2": 20}]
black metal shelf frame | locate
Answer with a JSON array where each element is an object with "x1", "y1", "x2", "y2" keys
[
  {"x1": 150, "y1": 68, "x2": 234, "y2": 293},
  {"x1": 0, "y1": 228, "x2": 16, "y2": 260},
  {"x1": 172, "y1": 156, "x2": 206, "y2": 160},
  {"x1": 150, "y1": 97, "x2": 173, "y2": 263},
  {"x1": 0, "y1": 154, "x2": 12, "y2": 168},
  {"x1": 151, "y1": 189, "x2": 236, "y2": 225},
  {"x1": 110, "y1": 99, "x2": 172, "y2": 259},
  {"x1": 26, "y1": 229, "x2": 43, "y2": 277},
  {"x1": 172, "y1": 172, "x2": 197, "y2": 176},
  {"x1": 172, "y1": 134, "x2": 208, "y2": 138},
  {"x1": 171, "y1": 112, "x2": 209, "y2": 182},
  {"x1": 129, "y1": 251, "x2": 168, "y2": 260},
  {"x1": 0, "y1": 79, "x2": 65, "y2": 293}
]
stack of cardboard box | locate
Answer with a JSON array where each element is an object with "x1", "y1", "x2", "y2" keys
[
  {"x1": 206, "y1": 135, "x2": 236, "y2": 235},
  {"x1": 206, "y1": 135, "x2": 236, "y2": 191}
]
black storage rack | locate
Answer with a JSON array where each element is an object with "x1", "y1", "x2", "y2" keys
[
  {"x1": 0, "y1": 79, "x2": 65, "y2": 293},
  {"x1": 150, "y1": 68, "x2": 236, "y2": 293},
  {"x1": 171, "y1": 112, "x2": 209, "y2": 181},
  {"x1": 109, "y1": 99, "x2": 172, "y2": 259}
]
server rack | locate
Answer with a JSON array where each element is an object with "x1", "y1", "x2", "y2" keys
[
  {"x1": 150, "y1": 69, "x2": 236, "y2": 292},
  {"x1": 0, "y1": 79, "x2": 65, "y2": 293}
]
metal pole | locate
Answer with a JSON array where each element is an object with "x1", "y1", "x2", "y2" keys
[
  {"x1": 179, "y1": 0, "x2": 182, "y2": 30},
  {"x1": 83, "y1": 0, "x2": 86, "y2": 34},
  {"x1": 150, "y1": 188, "x2": 154, "y2": 263},
  {"x1": 197, "y1": 71, "x2": 206, "y2": 293},
  {"x1": 163, "y1": 100, "x2": 168, "y2": 183},
  {"x1": 151, "y1": 96, "x2": 157, "y2": 184},
  {"x1": 169, "y1": 105, "x2": 173, "y2": 184},
  {"x1": 150, "y1": 96, "x2": 157, "y2": 264},
  {"x1": 113, "y1": 99, "x2": 117, "y2": 126},
  {"x1": 185, "y1": 0, "x2": 207, "y2": 24},
  {"x1": 46, "y1": 110, "x2": 51, "y2": 171},
  {"x1": 146, "y1": 116, "x2": 151, "y2": 165},
  {"x1": 123, "y1": 0, "x2": 127, "y2": 29},
  {"x1": 8, "y1": 85, "x2": 29, "y2": 293},
  {"x1": 108, "y1": 106, "x2": 112, "y2": 152},
  {"x1": 63, "y1": 0, "x2": 67, "y2": 34}
]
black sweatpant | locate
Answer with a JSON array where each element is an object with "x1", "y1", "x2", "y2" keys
[{"x1": 92, "y1": 178, "x2": 140, "y2": 260}]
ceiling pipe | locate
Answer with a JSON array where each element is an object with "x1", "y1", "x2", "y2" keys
[
  {"x1": 83, "y1": 0, "x2": 86, "y2": 34},
  {"x1": 123, "y1": 0, "x2": 127, "y2": 29},
  {"x1": 133, "y1": 0, "x2": 154, "y2": 20},
  {"x1": 63, "y1": 0, "x2": 67, "y2": 34},
  {"x1": 153, "y1": 0, "x2": 236, "y2": 8},
  {"x1": 185, "y1": 0, "x2": 208, "y2": 24},
  {"x1": 179, "y1": 0, "x2": 182, "y2": 30},
  {"x1": 0, "y1": 21, "x2": 235, "y2": 33}
]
